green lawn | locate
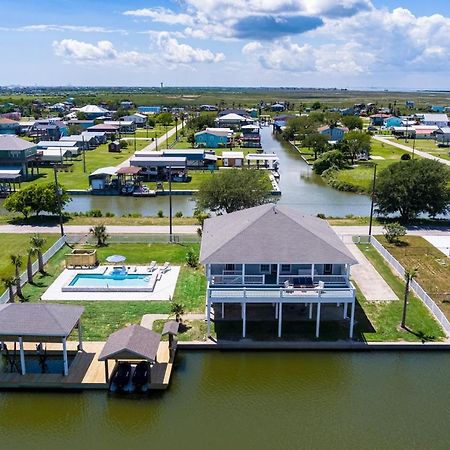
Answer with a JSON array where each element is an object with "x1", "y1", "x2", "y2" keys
[
  {"x1": 0, "y1": 234, "x2": 58, "y2": 280},
  {"x1": 393, "y1": 137, "x2": 450, "y2": 162},
  {"x1": 356, "y1": 242, "x2": 445, "y2": 342},
  {"x1": 16, "y1": 242, "x2": 206, "y2": 340},
  {"x1": 333, "y1": 139, "x2": 421, "y2": 193}
]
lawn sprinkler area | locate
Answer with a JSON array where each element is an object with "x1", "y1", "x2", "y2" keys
[{"x1": 42, "y1": 264, "x2": 180, "y2": 301}]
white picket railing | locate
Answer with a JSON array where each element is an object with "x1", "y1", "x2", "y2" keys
[
  {"x1": 0, "y1": 235, "x2": 67, "y2": 304},
  {"x1": 369, "y1": 235, "x2": 450, "y2": 337}
]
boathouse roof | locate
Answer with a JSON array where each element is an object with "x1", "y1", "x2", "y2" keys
[
  {"x1": 200, "y1": 204, "x2": 358, "y2": 265},
  {"x1": 98, "y1": 325, "x2": 160, "y2": 362}
]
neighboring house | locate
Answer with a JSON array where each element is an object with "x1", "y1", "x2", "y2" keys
[
  {"x1": 60, "y1": 134, "x2": 94, "y2": 150},
  {"x1": 195, "y1": 127, "x2": 233, "y2": 148},
  {"x1": 222, "y1": 151, "x2": 244, "y2": 167},
  {"x1": 76, "y1": 105, "x2": 110, "y2": 120},
  {"x1": 130, "y1": 155, "x2": 187, "y2": 181},
  {"x1": 218, "y1": 109, "x2": 250, "y2": 118},
  {"x1": 0, "y1": 118, "x2": 19, "y2": 135},
  {"x1": 433, "y1": 127, "x2": 450, "y2": 145},
  {"x1": 103, "y1": 120, "x2": 136, "y2": 133},
  {"x1": 89, "y1": 166, "x2": 117, "y2": 190},
  {"x1": 215, "y1": 113, "x2": 252, "y2": 128},
  {"x1": 137, "y1": 106, "x2": 161, "y2": 114},
  {"x1": 121, "y1": 113, "x2": 147, "y2": 127},
  {"x1": 162, "y1": 149, "x2": 215, "y2": 168},
  {"x1": 431, "y1": 105, "x2": 445, "y2": 113},
  {"x1": 199, "y1": 204, "x2": 358, "y2": 339},
  {"x1": 200, "y1": 104, "x2": 218, "y2": 111},
  {"x1": 413, "y1": 125, "x2": 439, "y2": 139},
  {"x1": 271, "y1": 103, "x2": 285, "y2": 112},
  {"x1": 384, "y1": 117, "x2": 403, "y2": 128},
  {"x1": 87, "y1": 123, "x2": 120, "y2": 136},
  {"x1": 81, "y1": 131, "x2": 107, "y2": 146},
  {"x1": 421, "y1": 114, "x2": 449, "y2": 127},
  {"x1": 38, "y1": 148, "x2": 71, "y2": 164},
  {"x1": 318, "y1": 125, "x2": 348, "y2": 142},
  {"x1": 120, "y1": 101, "x2": 134, "y2": 109},
  {"x1": 241, "y1": 124, "x2": 261, "y2": 148},
  {"x1": 370, "y1": 114, "x2": 391, "y2": 126},
  {"x1": 49, "y1": 103, "x2": 68, "y2": 113},
  {"x1": 67, "y1": 119, "x2": 95, "y2": 130},
  {"x1": 405, "y1": 100, "x2": 415, "y2": 109},
  {"x1": 0, "y1": 135, "x2": 38, "y2": 178},
  {"x1": 246, "y1": 108, "x2": 258, "y2": 118}
]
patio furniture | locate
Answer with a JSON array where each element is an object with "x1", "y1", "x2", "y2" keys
[
  {"x1": 284, "y1": 279, "x2": 294, "y2": 293},
  {"x1": 147, "y1": 261, "x2": 157, "y2": 272},
  {"x1": 160, "y1": 262, "x2": 171, "y2": 273}
]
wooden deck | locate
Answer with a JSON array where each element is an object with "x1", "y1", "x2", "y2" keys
[{"x1": 0, "y1": 341, "x2": 174, "y2": 391}]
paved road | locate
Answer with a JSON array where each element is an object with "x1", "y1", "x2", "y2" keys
[
  {"x1": 116, "y1": 122, "x2": 184, "y2": 169},
  {"x1": 373, "y1": 135, "x2": 450, "y2": 167},
  {"x1": 0, "y1": 224, "x2": 448, "y2": 236}
]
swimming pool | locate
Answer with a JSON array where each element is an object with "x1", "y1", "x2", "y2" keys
[{"x1": 63, "y1": 272, "x2": 156, "y2": 292}]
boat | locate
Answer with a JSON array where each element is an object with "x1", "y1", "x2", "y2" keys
[{"x1": 110, "y1": 363, "x2": 132, "y2": 391}]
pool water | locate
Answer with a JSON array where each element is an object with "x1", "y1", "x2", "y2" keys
[{"x1": 69, "y1": 273, "x2": 150, "y2": 288}]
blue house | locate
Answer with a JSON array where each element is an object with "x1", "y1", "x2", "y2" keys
[
  {"x1": 195, "y1": 128, "x2": 232, "y2": 148},
  {"x1": 318, "y1": 126, "x2": 348, "y2": 142},
  {"x1": 431, "y1": 105, "x2": 445, "y2": 113},
  {"x1": 384, "y1": 117, "x2": 403, "y2": 128},
  {"x1": 0, "y1": 118, "x2": 19, "y2": 135},
  {"x1": 138, "y1": 106, "x2": 161, "y2": 114}
]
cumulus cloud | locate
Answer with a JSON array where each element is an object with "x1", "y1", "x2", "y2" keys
[
  {"x1": 124, "y1": 0, "x2": 372, "y2": 41},
  {"x1": 156, "y1": 32, "x2": 225, "y2": 64},
  {"x1": 0, "y1": 24, "x2": 127, "y2": 34},
  {"x1": 52, "y1": 39, "x2": 153, "y2": 65}
]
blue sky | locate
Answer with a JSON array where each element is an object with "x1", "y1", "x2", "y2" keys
[{"x1": 1, "y1": 0, "x2": 450, "y2": 89}]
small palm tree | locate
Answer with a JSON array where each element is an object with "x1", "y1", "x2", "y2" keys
[
  {"x1": 171, "y1": 302, "x2": 185, "y2": 323},
  {"x1": 30, "y1": 234, "x2": 46, "y2": 274},
  {"x1": 26, "y1": 246, "x2": 37, "y2": 284},
  {"x1": 2, "y1": 276, "x2": 16, "y2": 303},
  {"x1": 89, "y1": 224, "x2": 109, "y2": 247},
  {"x1": 10, "y1": 254, "x2": 24, "y2": 300},
  {"x1": 401, "y1": 267, "x2": 418, "y2": 329}
]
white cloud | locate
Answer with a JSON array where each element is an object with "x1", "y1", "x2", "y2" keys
[
  {"x1": 123, "y1": 7, "x2": 195, "y2": 26},
  {"x1": 52, "y1": 39, "x2": 153, "y2": 65},
  {"x1": 156, "y1": 32, "x2": 225, "y2": 64},
  {"x1": 242, "y1": 41, "x2": 263, "y2": 55}
]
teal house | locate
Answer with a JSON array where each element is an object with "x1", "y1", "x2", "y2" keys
[
  {"x1": 195, "y1": 128, "x2": 232, "y2": 148},
  {"x1": 384, "y1": 117, "x2": 403, "y2": 128}
]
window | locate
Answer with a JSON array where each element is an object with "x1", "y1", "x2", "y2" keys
[
  {"x1": 260, "y1": 264, "x2": 270, "y2": 273},
  {"x1": 324, "y1": 264, "x2": 333, "y2": 275},
  {"x1": 281, "y1": 264, "x2": 291, "y2": 273},
  {"x1": 225, "y1": 264, "x2": 235, "y2": 271}
]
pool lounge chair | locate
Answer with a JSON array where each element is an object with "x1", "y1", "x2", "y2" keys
[
  {"x1": 160, "y1": 262, "x2": 171, "y2": 273},
  {"x1": 147, "y1": 261, "x2": 157, "y2": 272}
]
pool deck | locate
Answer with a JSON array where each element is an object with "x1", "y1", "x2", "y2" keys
[
  {"x1": 0, "y1": 341, "x2": 174, "y2": 390},
  {"x1": 41, "y1": 265, "x2": 180, "y2": 301}
]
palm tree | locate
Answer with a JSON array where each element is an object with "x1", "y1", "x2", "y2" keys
[
  {"x1": 30, "y1": 234, "x2": 46, "y2": 274},
  {"x1": 26, "y1": 246, "x2": 37, "y2": 284},
  {"x1": 89, "y1": 224, "x2": 109, "y2": 247},
  {"x1": 10, "y1": 254, "x2": 23, "y2": 300},
  {"x1": 170, "y1": 302, "x2": 185, "y2": 323},
  {"x1": 2, "y1": 276, "x2": 15, "y2": 303},
  {"x1": 401, "y1": 268, "x2": 418, "y2": 329}
]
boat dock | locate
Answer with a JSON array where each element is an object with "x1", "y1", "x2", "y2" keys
[
  {"x1": 289, "y1": 141, "x2": 313, "y2": 166},
  {"x1": 0, "y1": 340, "x2": 174, "y2": 391}
]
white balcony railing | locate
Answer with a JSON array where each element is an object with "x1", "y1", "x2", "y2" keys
[{"x1": 211, "y1": 274, "x2": 265, "y2": 285}]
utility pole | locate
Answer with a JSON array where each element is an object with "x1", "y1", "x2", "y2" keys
[
  {"x1": 82, "y1": 135, "x2": 86, "y2": 173},
  {"x1": 369, "y1": 164, "x2": 377, "y2": 237},
  {"x1": 155, "y1": 132, "x2": 158, "y2": 151},
  {"x1": 168, "y1": 165, "x2": 173, "y2": 242},
  {"x1": 165, "y1": 124, "x2": 169, "y2": 149},
  {"x1": 53, "y1": 167, "x2": 64, "y2": 237},
  {"x1": 134, "y1": 128, "x2": 136, "y2": 153},
  {"x1": 175, "y1": 116, "x2": 178, "y2": 141}
]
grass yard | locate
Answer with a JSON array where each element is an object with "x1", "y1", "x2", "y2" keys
[
  {"x1": 356, "y1": 241, "x2": 445, "y2": 342},
  {"x1": 333, "y1": 139, "x2": 420, "y2": 193},
  {"x1": 0, "y1": 234, "x2": 58, "y2": 280},
  {"x1": 393, "y1": 138, "x2": 450, "y2": 162},
  {"x1": 15, "y1": 242, "x2": 206, "y2": 340},
  {"x1": 377, "y1": 235, "x2": 450, "y2": 318}
]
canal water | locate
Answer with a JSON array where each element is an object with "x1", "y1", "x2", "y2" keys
[
  {"x1": 1, "y1": 351, "x2": 449, "y2": 450},
  {"x1": 0, "y1": 126, "x2": 370, "y2": 217}
]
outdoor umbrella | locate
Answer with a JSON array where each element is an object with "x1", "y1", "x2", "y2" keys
[{"x1": 106, "y1": 255, "x2": 127, "y2": 263}]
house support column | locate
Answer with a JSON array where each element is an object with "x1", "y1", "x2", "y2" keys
[
  {"x1": 242, "y1": 302, "x2": 246, "y2": 338},
  {"x1": 18, "y1": 336, "x2": 26, "y2": 375},
  {"x1": 62, "y1": 337, "x2": 69, "y2": 376},
  {"x1": 276, "y1": 264, "x2": 280, "y2": 285},
  {"x1": 309, "y1": 303, "x2": 313, "y2": 319},
  {"x1": 77, "y1": 320, "x2": 83, "y2": 351},
  {"x1": 343, "y1": 302, "x2": 348, "y2": 319},
  {"x1": 311, "y1": 263, "x2": 315, "y2": 281},
  {"x1": 349, "y1": 301, "x2": 355, "y2": 339},
  {"x1": 275, "y1": 302, "x2": 278, "y2": 319},
  {"x1": 278, "y1": 302, "x2": 283, "y2": 338},
  {"x1": 104, "y1": 360, "x2": 109, "y2": 383},
  {"x1": 242, "y1": 264, "x2": 246, "y2": 284},
  {"x1": 206, "y1": 299, "x2": 211, "y2": 337},
  {"x1": 221, "y1": 302, "x2": 225, "y2": 319},
  {"x1": 315, "y1": 302, "x2": 321, "y2": 338}
]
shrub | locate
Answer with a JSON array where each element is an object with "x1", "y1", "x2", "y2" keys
[
  {"x1": 401, "y1": 153, "x2": 411, "y2": 160},
  {"x1": 157, "y1": 210, "x2": 164, "y2": 218},
  {"x1": 175, "y1": 211, "x2": 183, "y2": 218},
  {"x1": 185, "y1": 248, "x2": 199, "y2": 268},
  {"x1": 105, "y1": 212, "x2": 115, "y2": 217},
  {"x1": 316, "y1": 213, "x2": 326, "y2": 219},
  {"x1": 119, "y1": 139, "x2": 128, "y2": 149},
  {"x1": 87, "y1": 209, "x2": 103, "y2": 217},
  {"x1": 383, "y1": 222, "x2": 407, "y2": 243},
  {"x1": 313, "y1": 150, "x2": 347, "y2": 175}
]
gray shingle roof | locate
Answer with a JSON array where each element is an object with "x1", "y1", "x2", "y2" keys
[
  {"x1": 200, "y1": 204, "x2": 357, "y2": 265},
  {"x1": 98, "y1": 325, "x2": 160, "y2": 362},
  {"x1": 162, "y1": 321, "x2": 179, "y2": 336},
  {"x1": 0, "y1": 304, "x2": 83, "y2": 337},
  {"x1": 0, "y1": 136, "x2": 36, "y2": 152}
]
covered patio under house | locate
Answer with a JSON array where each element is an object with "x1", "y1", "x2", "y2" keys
[{"x1": 200, "y1": 204, "x2": 358, "y2": 340}]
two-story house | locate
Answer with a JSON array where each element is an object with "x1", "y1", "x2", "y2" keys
[
  {"x1": 200, "y1": 204, "x2": 358, "y2": 339},
  {"x1": 0, "y1": 135, "x2": 38, "y2": 179}
]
